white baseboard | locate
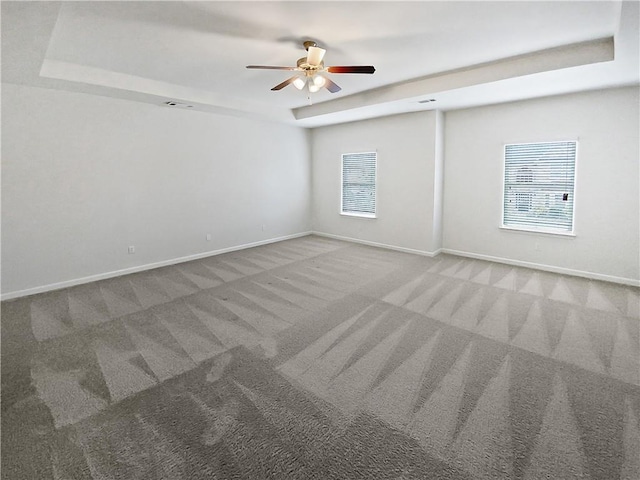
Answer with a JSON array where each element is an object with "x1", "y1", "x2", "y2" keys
[
  {"x1": 313, "y1": 233, "x2": 639, "y2": 286},
  {"x1": 442, "y1": 248, "x2": 640, "y2": 287},
  {"x1": 1, "y1": 232, "x2": 313, "y2": 301},
  {"x1": 312, "y1": 231, "x2": 442, "y2": 257},
  {"x1": 4, "y1": 231, "x2": 637, "y2": 299}
]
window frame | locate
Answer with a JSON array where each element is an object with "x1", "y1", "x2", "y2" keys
[
  {"x1": 340, "y1": 151, "x2": 377, "y2": 219},
  {"x1": 501, "y1": 140, "x2": 578, "y2": 236}
]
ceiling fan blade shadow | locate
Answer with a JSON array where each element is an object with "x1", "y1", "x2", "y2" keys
[
  {"x1": 276, "y1": 36, "x2": 343, "y2": 54},
  {"x1": 324, "y1": 78, "x2": 342, "y2": 93},
  {"x1": 326, "y1": 66, "x2": 376, "y2": 74},
  {"x1": 271, "y1": 76, "x2": 298, "y2": 91}
]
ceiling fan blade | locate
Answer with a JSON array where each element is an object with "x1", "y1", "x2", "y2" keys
[
  {"x1": 271, "y1": 76, "x2": 297, "y2": 91},
  {"x1": 306, "y1": 46, "x2": 326, "y2": 66},
  {"x1": 324, "y1": 77, "x2": 342, "y2": 93},
  {"x1": 327, "y1": 66, "x2": 376, "y2": 74},
  {"x1": 246, "y1": 65, "x2": 299, "y2": 70}
]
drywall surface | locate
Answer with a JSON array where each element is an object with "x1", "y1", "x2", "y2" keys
[
  {"x1": 2, "y1": 83, "x2": 311, "y2": 295},
  {"x1": 311, "y1": 111, "x2": 440, "y2": 254},
  {"x1": 432, "y1": 110, "x2": 445, "y2": 252},
  {"x1": 443, "y1": 86, "x2": 640, "y2": 283}
]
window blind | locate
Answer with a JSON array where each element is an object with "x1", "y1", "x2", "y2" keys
[
  {"x1": 503, "y1": 141, "x2": 576, "y2": 233},
  {"x1": 341, "y1": 152, "x2": 376, "y2": 217}
]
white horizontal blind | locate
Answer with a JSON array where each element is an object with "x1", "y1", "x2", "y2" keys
[
  {"x1": 341, "y1": 152, "x2": 376, "y2": 217},
  {"x1": 503, "y1": 141, "x2": 576, "y2": 233}
]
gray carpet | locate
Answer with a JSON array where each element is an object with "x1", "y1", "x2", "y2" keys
[{"x1": 2, "y1": 235, "x2": 639, "y2": 479}]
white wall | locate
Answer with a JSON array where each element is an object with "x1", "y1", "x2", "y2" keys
[
  {"x1": 4, "y1": 84, "x2": 637, "y2": 296},
  {"x1": 1, "y1": 83, "x2": 311, "y2": 296},
  {"x1": 443, "y1": 86, "x2": 640, "y2": 283},
  {"x1": 311, "y1": 111, "x2": 442, "y2": 254}
]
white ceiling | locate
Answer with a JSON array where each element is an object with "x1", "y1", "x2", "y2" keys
[{"x1": 3, "y1": 1, "x2": 638, "y2": 127}]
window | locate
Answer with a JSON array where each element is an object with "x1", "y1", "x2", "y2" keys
[
  {"x1": 503, "y1": 141, "x2": 577, "y2": 234},
  {"x1": 341, "y1": 152, "x2": 377, "y2": 218}
]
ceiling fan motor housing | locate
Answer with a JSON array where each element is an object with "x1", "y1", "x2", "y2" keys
[
  {"x1": 297, "y1": 57, "x2": 324, "y2": 73},
  {"x1": 303, "y1": 40, "x2": 317, "y2": 51}
]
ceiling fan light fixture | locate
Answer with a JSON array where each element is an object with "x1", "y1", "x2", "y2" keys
[
  {"x1": 293, "y1": 77, "x2": 306, "y2": 90},
  {"x1": 308, "y1": 82, "x2": 320, "y2": 93},
  {"x1": 313, "y1": 75, "x2": 326, "y2": 88},
  {"x1": 306, "y1": 46, "x2": 326, "y2": 66}
]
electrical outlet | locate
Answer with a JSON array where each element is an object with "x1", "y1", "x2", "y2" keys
[
  {"x1": 128, "y1": 246, "x2": 135, "y2": 254},
  {"x1": 206, "y1": 234, "x2": 212, "y2": 241}
]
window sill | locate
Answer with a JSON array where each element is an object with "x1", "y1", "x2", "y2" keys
[
  {"x1": 341, "y1": 212, "x2": 377, "y2": 219},
  {"x1": 499, "y1": 225, "x2": 575, "y2": 237}
]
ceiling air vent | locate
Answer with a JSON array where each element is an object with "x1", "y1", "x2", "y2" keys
[{"x1": 163, "y1": 101, "x2": 193, "y2": 109}]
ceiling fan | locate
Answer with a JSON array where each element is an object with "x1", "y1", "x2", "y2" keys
[{"x1": 246, "y1": 41, "x2": 375, "y2": 94}]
